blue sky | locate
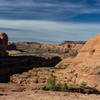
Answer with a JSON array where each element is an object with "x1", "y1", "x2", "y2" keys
[{"x1": 0, "y1": 0, "x2": 100, "y2": 43}]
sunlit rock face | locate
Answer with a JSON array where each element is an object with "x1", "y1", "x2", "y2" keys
[
  {"x1": 55, "y1": 34, "x2": 100, "y2": 91},
  {"x1": 0, "y1": 32, "x2": 8, "y2": 56}
]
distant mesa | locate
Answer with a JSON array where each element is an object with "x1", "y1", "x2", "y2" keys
[
  {"x1": 0, "y1": 32, "x2": 85, "y2": 57},
  {"x1": 0, "y1": 32, "x2": 8, "y2": 56},
  {"x1": 60, "y1": 40, "x2": 86, "y2": 45}
]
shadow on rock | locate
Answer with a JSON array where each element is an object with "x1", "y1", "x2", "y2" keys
[{"x1": 0, "y1": 56, "x2": 62, "y2": 82}]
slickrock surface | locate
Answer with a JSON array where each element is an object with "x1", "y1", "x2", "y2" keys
[
  {"x1": 60, "y1": 41, "x2": 85, "y2": 53},
  {"x1": 55, "y1": 34, "x2": 100, "y2": 91},
  {"x1": 0, "y1": 32, "x2": 8, "y2": 56},
  {"x1": 55, "y1": 58, "x2": 73, "y2": 69},
  {"x1": 10, "y1": 34, "x2": 100, "y2": 92}
]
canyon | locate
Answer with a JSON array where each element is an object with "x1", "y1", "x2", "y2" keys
[
  {"x1": 9, "y1": 34, "x2": 100, "y2": 93},
  {"x1": 1, "y1": 33, "x2": 100, "y2": 100},
  {"x1": 0, "y1": 32, "x2": 85, "y2": 83}
]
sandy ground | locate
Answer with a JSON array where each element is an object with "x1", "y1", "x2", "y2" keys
[{"x1": 0, "y1": 83, "x2": 100, "y2": 100}]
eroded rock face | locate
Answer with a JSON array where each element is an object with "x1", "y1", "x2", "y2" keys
[
  {"x1": 60, "y1": 41, "x2": 85, "y2": 52},
  {"x1": 9, "y1": 41, "x2": 85, "y2": 58},
  {"x1": 55, "y1": 58, "x2": 73, "y2": 69},
  {"x1": 0, "y1": 32, "x2": 8, "y2": 56},
  {"x1": 55, "y1": 34, "x2": 100, "y2": 91}
]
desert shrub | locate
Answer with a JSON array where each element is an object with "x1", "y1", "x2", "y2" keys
[
  {"x1": 80, "y1": 82, "x2": 87, "y2": 88},
  {"x1": 63, "y1": 83, "x2": 69, "y2": 92},
  {"x1": 45, "y1": 75, "x2": 56, "y2": 91},
  {"x1": 42, "y1": 75, "x2": 69, "y2": 92},
  {"x1": 67, "y1": 70, "x2": 75, "y2": 74},
  {"x1": 71, "y1": 51, "x2": 78, "y2": 57},
  {"x1": 95, "y1": 66, "x2": 100, "y2": 69},
  {"x1": 55, "y1": 83, "x2": 69, "y2": 92}
]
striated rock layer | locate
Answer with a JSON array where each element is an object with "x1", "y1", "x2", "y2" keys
[
  {"x1": 8, "y1": 41, "x2": 85, "y2": 58},
  {"x1": 9, "y1": 34, "x2": 100, "y2": 92},
  {"x1": 0, "y1": 32, "x2": 8, "y2": 56},
  {"x1": 55, "y1": 34, "x2": 100, "y2": 91}
]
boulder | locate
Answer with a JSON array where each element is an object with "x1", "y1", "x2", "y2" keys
[
  {"x1": 0, "y1": 32, "x2": 8, "y2": 56},
  {"x1": 8, "y1": 42, "x2": 16, "y2": 50},
  {"x1": 7, "y1": 50, "x2": 22, "y2": 55}
]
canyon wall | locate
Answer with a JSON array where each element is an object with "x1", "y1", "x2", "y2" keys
[
  {"x1": 0, "y1": 56, "x2": 61, "y2": 82},
  {"x1": 55, "y1": 34, "x2": 100, "y2": 91},
  {"x1": 8, "y1": 41, "x2": 86, "y2": 57}
]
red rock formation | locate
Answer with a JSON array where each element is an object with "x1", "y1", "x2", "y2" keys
[
  {"x1": 0, "y1": 56, "x2": 61, "y2": 82},
  {"x1": 9, "y1": 41, "x2": 85, "y2": 57},
  {"x1": 60, "y1": 41, "x2": 86, "y2": 52},
  {"x1": 55, "y1": 34, "x2": 100, "y2": 91},
  {"x1": 0, "y1": 32, "x2": 8, "y2": 56}
]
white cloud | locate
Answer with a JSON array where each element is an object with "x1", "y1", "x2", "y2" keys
[{"x1": 0, "y1": 19, "x2": 99, "y2": 43}]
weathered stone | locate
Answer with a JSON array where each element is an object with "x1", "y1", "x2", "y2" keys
[
  {"x1": 0, "y1": 32, "x2": 8, "y2": 56},
  {"x1": 8, "y1": 42, "x2": 16, "y2": 50},
  {"x1": 56, "y1": 34, "x2": 100, "y2": 91}
]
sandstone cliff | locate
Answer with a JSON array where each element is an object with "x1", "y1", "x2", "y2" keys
[{"x1": 55, "y1": 34, "x2": 100, "y2": 91}]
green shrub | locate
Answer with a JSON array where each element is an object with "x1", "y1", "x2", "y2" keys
[
  {"x1": 67, "y1": 70, "x2": 75, "y2": 74},
  {"x1": 42, "y1": 86, "x2": 49, "y2": 91},
  {"x1": 42, "y1": 75, "x2": 69, "y2": 92},
  {"x1": 46, "y1": 75, "x2": 56, "y2": 91},
  {"x1": 63, "y1": 83, "x2": 69, "y2": 92},
  {"x1": 55, "y1": 83, "x2": 63, "y2": 91},
  {"x1": 55, "y1": 83, "x2": 69, "y2": 92},
  {"x1": 80, "y1": 82, "x2": 87, "y2": 88}
]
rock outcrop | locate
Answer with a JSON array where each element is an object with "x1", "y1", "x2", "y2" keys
[
  {"x1": 0, "y1": 32, "x2": 8, "y2": 56},
  {"x1": 55, "y1": 34, "x2": 100, "y2": 91},
  {"x1": 15, "y1": 42, "x2": 41, "y2": 50},
  {"x1": 9, "y1": 34, "x2": 100, "y2": 92},
  {"x1": 55, "y1": 58, "x2": 73, "y2": 69},
  {"x1": 60, "y1": 41, "x2": 86, "y2": 52},
  {"x1": 8, "y1": 41, "x2": 85, "y2": 58},
  {"x1": 7, "y1": 50, "x2": 22, "y2": 55},
  {"x1": 8, "y1": 42, "x2": 16, "y2": 50},
  {"x1": 0, "y1": 56, "x2": 61, "y2": 82},
  {"x1": 41, "y1": 44, "x2": 66, "y2": 52}
]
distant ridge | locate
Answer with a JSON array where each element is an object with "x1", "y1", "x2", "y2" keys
[{"x1": 60, "y1": 40, "x2": 86, "y2": 45}]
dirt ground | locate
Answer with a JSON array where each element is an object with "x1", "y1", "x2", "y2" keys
[{"x1": 0, "y1": 83, "x2": 100, "y2": 100}]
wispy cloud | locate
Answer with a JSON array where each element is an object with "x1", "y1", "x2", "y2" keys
[
  {"x1": 0, "y1": 0, "x2": 99, "y2": 20},
  {"x1": 0, "y1": 0, "x2": 100, "y2": 43},
  {"x1": 0, "y1": 19, "x2": 99, "y2": 43}
]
